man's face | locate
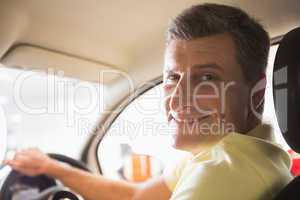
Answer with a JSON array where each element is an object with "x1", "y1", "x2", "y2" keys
[{"x1": 163, "y1": 33, "x2": 251, "y2": 152}]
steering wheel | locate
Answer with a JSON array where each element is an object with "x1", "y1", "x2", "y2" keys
[{"x1": 0, "y1": 153, "x2": 90, "y2": 200}]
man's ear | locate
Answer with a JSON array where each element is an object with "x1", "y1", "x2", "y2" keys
[
  {"x1": 247, "y1": 74, "x2": 267, "y2": 126},
  {"x1": 251, "y1": 74, "x2": 266, "y2": 114}
]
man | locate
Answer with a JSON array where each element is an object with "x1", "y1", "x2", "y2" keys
[{"x1": 4, "y1": 4, "x2": 292, "y2": 200}]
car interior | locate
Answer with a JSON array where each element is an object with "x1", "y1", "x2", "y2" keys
[{"x1": 0, "y1": 0, "x2": 300, "y2": 199}]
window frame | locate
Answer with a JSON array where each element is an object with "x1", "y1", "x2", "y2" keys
[{"x1": 93, "y1": 76, "x2": 163, "y2": 173}]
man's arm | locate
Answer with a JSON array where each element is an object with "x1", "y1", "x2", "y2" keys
[{"x1": 4, "y1": 149, "x2": 172, "y2": 200}]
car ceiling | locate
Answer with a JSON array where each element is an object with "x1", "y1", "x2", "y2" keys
[{"x1": 0, "y1": 0, "x2": 300, "y2": 85}]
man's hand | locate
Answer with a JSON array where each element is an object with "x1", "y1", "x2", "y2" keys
[
  {"x1": 4, "y1": 148, "x2": 56, "y2": 176},
  {"x1": 4, "y1": 148, "x2": 171, "y2": 200}
]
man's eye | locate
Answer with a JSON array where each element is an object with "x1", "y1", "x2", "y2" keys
[
  {"x1": 167, "y1": 74, "x2": 180, "y2": 81},
  {"x1": 200, "y1": 73, "x2": 216, "y2": 81}
]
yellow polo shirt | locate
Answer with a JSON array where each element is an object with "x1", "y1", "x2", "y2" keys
[{"x1": 164, "y1": 124, "x2": 293, "y2": 200}]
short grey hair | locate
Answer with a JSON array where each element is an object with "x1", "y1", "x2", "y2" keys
[{"x1": 167, "y1": 3, "x2": 270, "y2": 83}]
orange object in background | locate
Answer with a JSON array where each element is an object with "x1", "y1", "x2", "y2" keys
[
  {"x1": 123, "y1": 154, "x2": 152, "y2": 182},
  {"x1": 123, "y1": 154, "x2": 162, "y2": 183},
  {"x1": 131, "y1": 154, "x2": 151, "y2": 182}
]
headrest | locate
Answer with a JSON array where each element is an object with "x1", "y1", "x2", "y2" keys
[
  {"x1": 0, "y1": 105, "x2": 7, "y2": 164},
  {"x1": 273, "y1": 27, "x2": 300, "y2": 153}
]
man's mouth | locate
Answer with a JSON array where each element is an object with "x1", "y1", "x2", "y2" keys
[{"x1": 169, "y1": 112, "x2": 211, "y2": 125}]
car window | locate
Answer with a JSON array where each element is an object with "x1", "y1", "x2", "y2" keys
[
  {"x1": 263, "y1": 45, "x2": 290, "y2": 150},
  {"x1": 98, "y1": 84, "x2": 190, "y2": 181},
  {"x1": 98, "y1": 44, "x2": 291, "y2": 181},
  {"x1": 0, "y1": 66, "x2": 102, "y2": 159}
]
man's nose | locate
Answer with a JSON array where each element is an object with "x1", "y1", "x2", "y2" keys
[{"x1": 169, "y1": 76, "x2": 193, "y2": 112}]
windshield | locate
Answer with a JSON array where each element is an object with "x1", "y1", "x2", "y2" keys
[{"x1": 0, "y1": 66, "x2": 103, "y2": 159}]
